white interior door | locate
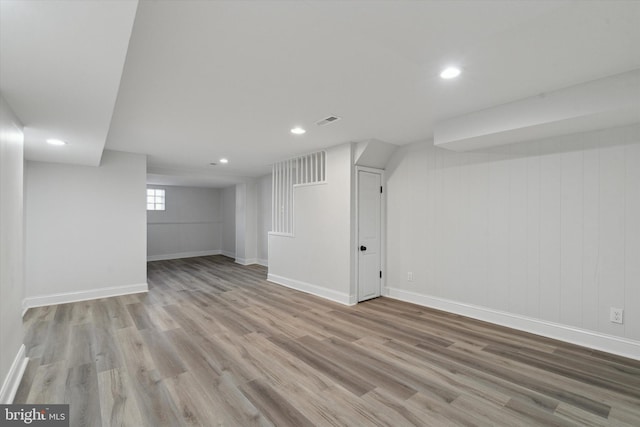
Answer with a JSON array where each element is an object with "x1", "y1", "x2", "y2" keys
[{"x1": 358, "y1": 169, "x2": 382, "y2": 302}]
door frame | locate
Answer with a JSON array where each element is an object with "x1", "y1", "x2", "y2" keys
[{"x1": 355, "y1": 166, "x2": 386, "y2": 302}]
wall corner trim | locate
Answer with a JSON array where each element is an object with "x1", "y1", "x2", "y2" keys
[
  {"x1": 147, "y1": 250, "x2": 222, "y2": 262},
  {"x1": 235, "y1": 257, "x2": 258, "y2": 266},
  {"x1": 22, "y1": 283, "x2": 149, "y2": 310},
  {"x1": 384, "y1": 287, "x2": 640, "y2": 361},
  {"x1": 268, "y1": 273, "x2": 356, "y2": 306},
  {"x1": 220, "y1": 251, "x2": 236, "y2": 259},
  {"x1": 0, "y1": 344, "x2": 28, "y2": 404}
]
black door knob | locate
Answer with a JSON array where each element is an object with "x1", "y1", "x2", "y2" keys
[{"x1": 360, "y1": 245, "x2": 367, "y2": 251}]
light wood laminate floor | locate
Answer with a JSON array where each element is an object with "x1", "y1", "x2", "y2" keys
[{"x1": 16, "y1": 255, "x2": 640, "y2": 426}]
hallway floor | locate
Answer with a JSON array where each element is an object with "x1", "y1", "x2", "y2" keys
[{"x1": 15, "y1": 255, "x2": 640, "y2": 426}]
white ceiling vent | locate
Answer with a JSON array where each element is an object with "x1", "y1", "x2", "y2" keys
[{"x1": 316, "y1": 116, "x2": 341, "y2": 126}]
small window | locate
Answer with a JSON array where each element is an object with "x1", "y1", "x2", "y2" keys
[{"x1": 147, "y1": 188, "x2": 165, "y2": 211}]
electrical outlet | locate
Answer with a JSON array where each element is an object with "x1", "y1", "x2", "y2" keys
[
  {"x1": 610, "y1": 307, "x2": 624, "y2": 324},
  {"x1": 407, "y1": 272, "x2": 414, "y2": 282}
]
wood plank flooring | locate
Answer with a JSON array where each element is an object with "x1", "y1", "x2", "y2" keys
[{"x1": 16, "y1": 255, "x2": 640, "y2": 426}]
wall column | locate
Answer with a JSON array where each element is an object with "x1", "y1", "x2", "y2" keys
[{"x1": 235, "y1": 180, "x2": 258, "y2": 265}]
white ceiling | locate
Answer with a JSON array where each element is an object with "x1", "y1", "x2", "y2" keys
[
  {"x1": 0, "y1": 0, "x2": 138, "y2": 166},
  {"x1": 2, "y1": 1, "x2": 640, "y2": 187}
]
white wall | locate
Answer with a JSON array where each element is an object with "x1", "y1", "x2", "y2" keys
[
  {"x1": 147, "y1": 185, "x2": 222, "y2": 260},
  {"x1": 269, "y1": 143, "x2": 355, "y2": 304},
  {"x1": 257, "y1": 174, "x2": 272, "y2": 265},
  {"x1": 25, "y1": 150, "x2": 147, "y2": 306},
  {"x1": 0, "y1": 94, "x2": 26, "y2": 403},
  {"x1": 235, "y1": 181, "x2": 258, "y2": 264},
  {"x1": 221, "y1": 185, "x2": 236, "y2": 257},
  {"x1": 385, "y1": 124, "x2": 640, "y2": 357}
]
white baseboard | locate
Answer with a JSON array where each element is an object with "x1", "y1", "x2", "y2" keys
[
  {"x1": 384, "y1": 287, "x2": 640, "y2": 361},
  {"x1": 0, "y1": 344, "x2": 28, "y2": 404},
  {"x1": 268, "y1": 273, "x2": 356, "y2": 306},
  {"x1": 221, "y1": 251, "x2": 235, "y2": 259},
  {"x1": 235, "y1": 257, "x2": 258, "y2": 266},
  {"x1": 234, "y1": 257, "x2": 268, "y2": 267},
  {"x1": 147, "y1": 250, "x2": 222, "y2": 261},
  {"x1": 23, "y1": 283, "x2": 149, "y2": 310}
]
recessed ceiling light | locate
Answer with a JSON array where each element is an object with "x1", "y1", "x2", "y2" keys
[
  {"x1": 440, "y1": 67, "x2": 461, "y2": 79},
  {"x1": 290, "y1": 127, "x2": 306, "y2": 135},
  {"x1": 46, "y1": 138, "x2": 67, "y2": 146},
  {"x1": 219, "y1": 158, "x2": 229, "y2": 164}
]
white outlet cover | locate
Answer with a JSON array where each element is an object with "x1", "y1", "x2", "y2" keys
[{"x1": 610, "y1": 307, "x2": 624, "y2": 324}]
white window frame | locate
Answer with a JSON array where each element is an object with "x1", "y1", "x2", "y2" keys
[{"x1": 147, "y1": 188, "x2": 165, "y2": 211}]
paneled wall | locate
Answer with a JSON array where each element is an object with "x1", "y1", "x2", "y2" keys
[
  {"x1": 257, "y1": 174, "x2": 272, "y2": 265},
  {"x1": 386, "y1": 124, "x2": 640, "y2": 345},
  {"x1": 0, "y1": 94, "x2": 25, "y2": 402},
  {"x1": 147, "y1": 185, "x2": 223, "y2": 260},
  {"x1": 221, "y1": 186, "x2": 236, "y2": 257}
]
